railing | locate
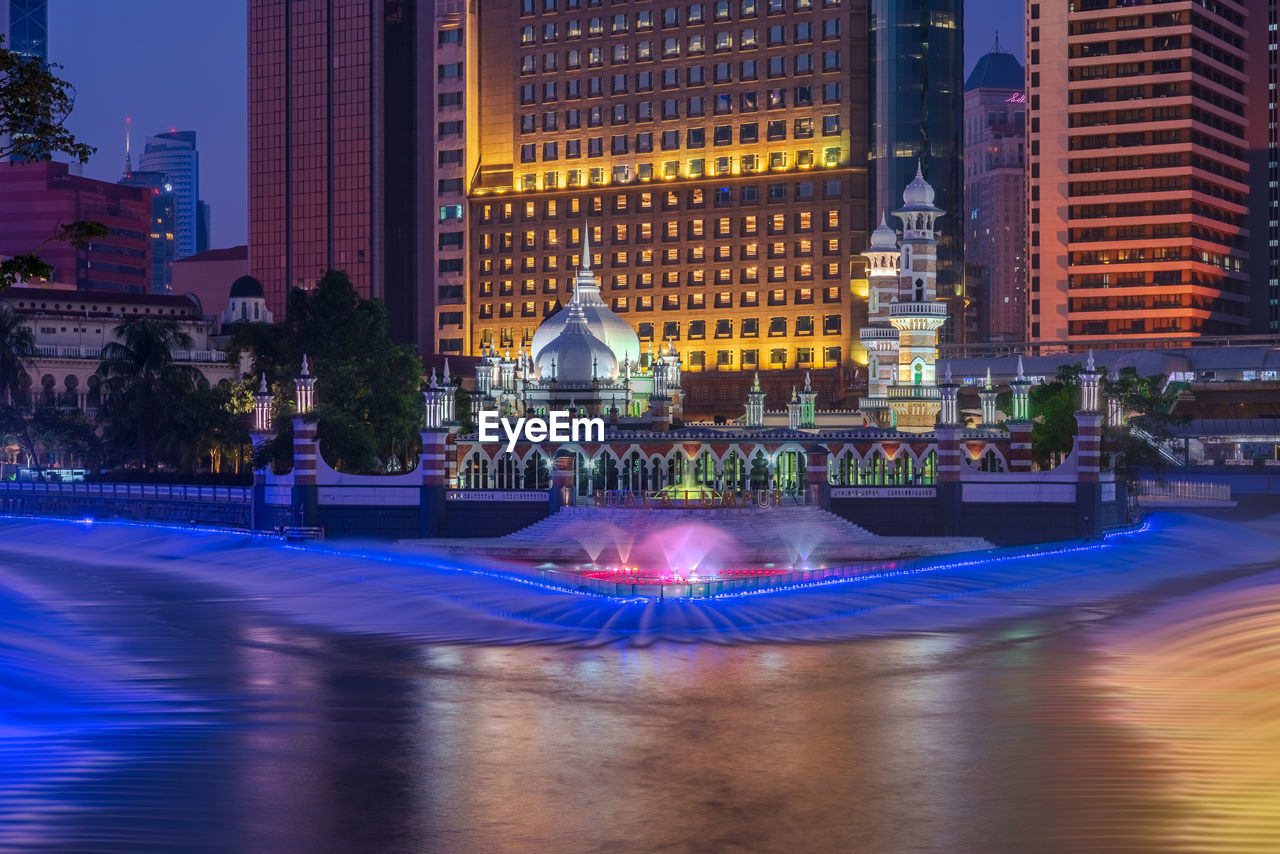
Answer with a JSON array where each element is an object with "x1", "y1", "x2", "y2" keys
[
  {"x1": 1132, "y1": 479, "x2": 1231, "y2": 502},
  {"x1": 888, "y1": 302, "x2": 949, "y2": 317},
  {"x1": 1130, "y1": 426, "x2": 1182, "y2": 466},
  {"x1": 884, "y1": 386, "x2": 942, "y2": 399},
  {"x1": 0, "y1": 481, "x2": 251, "y2": 502},
  {"x1": 33, "y1": 345, "x2": 227, "y2": 363}
]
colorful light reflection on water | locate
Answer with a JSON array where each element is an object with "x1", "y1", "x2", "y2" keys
[{"x1": 0, "y1": 513, "x2": 1278, "y2": 852}]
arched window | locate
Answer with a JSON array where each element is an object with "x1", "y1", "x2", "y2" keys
[
  {"x1": 914, "y1": 278, "x2": 925, "y2": 301},
  {"x1": 913, "y1": 362, "x2": 923, "y2": 385}
]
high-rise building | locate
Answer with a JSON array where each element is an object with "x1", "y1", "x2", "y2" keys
[
  {"x1": 247, "y1": 0, "x2": 428, "y2": 346},
  {"x1": 1247, "y1": 0, "x2": 1278, "y2": 334},
  {"x1": 0, "y1": 161, "x2": 151, "y2": 292},
  {"x1": 1, "y1": 0, "x2": 48, "y2": 161},
  {"x1": 1027, "y1": 0, "x2": 1250, "y2": 347},
  {"x1": 119, "y1": 169, "x2": 177, "y2": 294},
  {"x1": 869, "y1": 0, "x2": 963, "y2": 333},
  {"x1": 136, "y1": 131, "x2": 208, "y2": 261},
  {"x1": 963, "y1": 37, "x2": 1025, "y2": 342},
  {"x1": 0, "y1": 0, "x2": 46, "y2": 60},
  {"x1": 452, "y1": 0, "x2": 870, "y2": 408}
]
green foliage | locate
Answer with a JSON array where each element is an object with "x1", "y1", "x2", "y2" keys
[
  {"x1": 454, "y1": 385, "x2": 474, "y2": 434},
  {"x1": 1104, "y1": 367, "x2": 1191, "y2": 471},
  {"x1": 231, "y1": 270, "x2": 424, "y2": 474},
  {"x1": 1, "y1": 37, "x2": 101, "y2": 289},
  {"x1": 1030, "y1": 362, "x2": 1084, "y2": 468},
  {"x1": 97, "y1": 317, "x2": 202, "y2": 470},
  {"x1": 0, "y1": 36, "x2": 95, "y2": 163}
]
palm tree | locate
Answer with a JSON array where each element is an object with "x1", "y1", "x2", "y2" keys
[
  {"x1": 0, "y1": 302, "x2": 36, "y2": 405},
  {"x1": 97, "y1": 317, "x2": 201, "y2": 470}
]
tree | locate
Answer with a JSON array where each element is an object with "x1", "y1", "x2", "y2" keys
[
  {"x1": 1, "y1": 36, "x2": 101, "y2": 289},
  {"x1": 97, "y1": 318, "x2": 202, "y2": 470},
  {"x1": 0, "y1": 301, "x2": 35, "y2": 405},
  {"x1": 1030, "y1": 362, "x2": 1084, "y2": 468},
  {"x1": 231, "y1": 270, "x2": 424, "y2": 474},
  {"x1": 1104, "y1": 367, "x2": 1190, "y2": 471}
]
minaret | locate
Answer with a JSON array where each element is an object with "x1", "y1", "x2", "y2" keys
[
  {"x1": 886, "y1": 161, "x2": 948, "y2": 433},
  {"x1": 787, "y1": 386, "x2": 801, "y2": 430},
  {"x1": 744, "y1": 372, "x2": 766, "y2": 428},
  {"x1": 252, "y1": 372, "x2": 273, "y2": 433},
  {"x1": 123, "y1": 116, "x2": 133, "y2": 175},
  {"x1": 857, "y1": 211, "x2": 901, "y2": 428},
  {"x1": 1008, "y1": 356, "x2": 1034, "y2": 472},
  {"x1": 798, "y1": 371, "x2": 817, "y2": 429},
  {"x1": 423, "y1": 369, "x2": 447, "y2": 430},
  {"x1": 294, "y1": 355, "x2": 316, "y2": 414},
  {"x1": 979, "y1": 367, "x2": 1000, "y2": 427}
]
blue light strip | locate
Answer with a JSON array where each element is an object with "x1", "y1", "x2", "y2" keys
[{"x1": 0, "y1": 512, "x2": 1153, "y2": 605}]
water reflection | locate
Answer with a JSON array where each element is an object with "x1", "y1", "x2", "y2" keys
[{"x1": 0, "y1": 515, "x2": 1277, "y2": 852}]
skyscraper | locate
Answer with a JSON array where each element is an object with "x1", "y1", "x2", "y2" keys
[
  {"x1": 1247, "y1": 0, "x2": 1278, "y2": 334},
  {"x1": 869, "y1": 0, "x2": 963, "y2": 330},
  {"x1": 247, "y1": 0, "x2": 429, "y2": 346},
  {"x1": 1027, "y1": 0, "x2": 1250, "y2": 346},
  {"x1": 119, "y1": 169, "x2": 177, "y2": 294},
  {"x1": 0, "y1": 0, "x2": 45, "y2": 59},
  {"x1": 963, "y1": 37, "x2": 1025, "y2": 342},
  {"x1": 452, "y1": 0, "x2": 870, "y2": 406},
  {"x1": 136, "y1": 131, "x2": 207, "y2": 260},
  {"x1": 1, "y1": 0, "x2": 48, "y2": 161}
]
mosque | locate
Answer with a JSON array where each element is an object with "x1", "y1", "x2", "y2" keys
[
  {"x1": 470, "y1": 165, "x2": 949, "y2": 435},
  {"x1": 254, "y1": 166, "x2": 1121, "y2": 543}
]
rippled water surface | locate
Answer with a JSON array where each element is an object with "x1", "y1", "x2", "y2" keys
[{"x1": 2, "y1": 514, "x2": 1279, "y2": 853}]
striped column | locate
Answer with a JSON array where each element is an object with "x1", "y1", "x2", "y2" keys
[
  {"x1": 420, "y1": 430, "x2": 452, "y2": 486},
  {"x1": 935, "y1": 426, "x2": 962, "y2": 483},
  {"x1": 1075, "y1": 413, "x2": 1103, "y2": 484},
  {"x1": 550, "y1": 451, "x2": 577, "y2": 509},
  {"x1": 804, "y1": 445, "x2": 830, "y2": 508},
  {"x1": 292, "y1": 416, "x2": 318, "y2": 486},
  {"x1": 1008, "y1": 422, "x2": 1033, "y2": 472}
]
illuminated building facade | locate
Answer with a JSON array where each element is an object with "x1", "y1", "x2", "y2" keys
[
  {"x1": 1027, "y1": 0, "x2": 1251, "y2": 347},
  {"x1": 963, "y1": 39, "x2": 1026, "y2": 342},
  {"x1": 858, "y1": 165, "x2": 946, "y2": 432},
  {"x1": 453, "y1": 0, "x2": 871, "y2": 414},
  {"x1": 119, "y1": 170, "x2": 177, "y2": 294},
  {"x1": 248, "y1": 0, "x2": 428, "y2": 345}
]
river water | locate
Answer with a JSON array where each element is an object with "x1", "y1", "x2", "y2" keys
[{"x1": 2, "y1": 513, "x2": 1278, "y2": 853}]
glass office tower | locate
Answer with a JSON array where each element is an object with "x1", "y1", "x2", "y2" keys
[{"x1": 869, "y1": 0, "x2": 963, "y2": 333}]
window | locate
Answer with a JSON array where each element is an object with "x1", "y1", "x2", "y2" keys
[
  {"x1": 796, "y1": 315, "x2": 814, "y2": 335},
  {"x1": 742, "y1": 318, "x2": 759, "y2": 336},
  {"x1": 822, "y1": 115, "x2": 840, "y2": 135},
  {"x1": 663, "y1": 321, "x2": 680, "y2": 340},
  {"x1": 769, "y1": 316, "x2": 787, "y2": 336},
  {"x1": 689, "y1": 320, "x2": 706, "y2": 339},
  {"x1": 770, "y1": 348, "x2": 787, "y2": 365}
]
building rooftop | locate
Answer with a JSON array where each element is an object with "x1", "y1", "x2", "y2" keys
[
  {"x1": 965, "y1": 40, "x2": 1025, "y2": 91},
  {"x1": 173, "y1": 245, "x2": 248, "y2": 265}
]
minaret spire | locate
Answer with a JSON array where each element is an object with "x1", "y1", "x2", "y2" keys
[
  {"x1": 123, "y1": 116, "x2": 133, "y2": 175},
  {"x1": 581, "y1": 223, "x2": 592, "y2": 271}
]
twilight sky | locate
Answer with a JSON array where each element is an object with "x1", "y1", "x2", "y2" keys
[{"x1": 49, "y1": 0, "x2": 1021, "y2": 250}]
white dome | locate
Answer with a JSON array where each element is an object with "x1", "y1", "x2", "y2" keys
[
  {"x1": 869, "y1": 211, "x2": 898, "y2": 249},
  {"x1": 529, "y1": 233, "x2": 641, "y2": 368},
  {"x1": 901, "y1": 161, "x2": 936, "y2": 208},
  {"x1": 536, "y1": 304, "x2": 618, "y2": 384}
]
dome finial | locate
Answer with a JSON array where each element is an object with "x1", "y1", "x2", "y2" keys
[{"x1": 581, "y1": 222, "x2": 592, "y2": 271}]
